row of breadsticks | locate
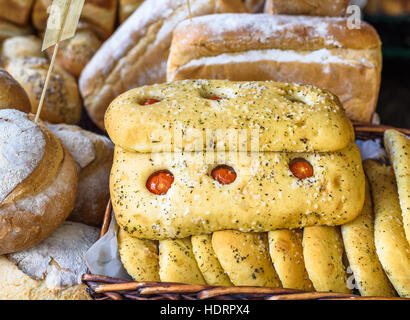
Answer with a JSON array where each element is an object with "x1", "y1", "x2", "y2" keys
[{"x1": 118, "y1": 129, "x2": 410, "y2": 298}]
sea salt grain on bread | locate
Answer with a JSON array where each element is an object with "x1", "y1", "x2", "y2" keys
[
  {"x1": 0, "y1": 110, "x2": 77, "y2": 255},
  {"x1": 167, "y1": 14, "x2": 382, "y2": 122},
  {"x1": 79, "y1": 0, "x2": 249, "y2": 129}
]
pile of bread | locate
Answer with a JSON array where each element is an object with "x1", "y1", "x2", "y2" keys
[{"x1": 0, "y1": 0, "x2": 409, "y2": 300}]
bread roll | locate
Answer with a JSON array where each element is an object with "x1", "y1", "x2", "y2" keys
[
  {"x1": 118, "y1": 228, "x2": 160, "y2": 281},
  {"x1": 212, "y1": 231, "x2": 282, "y2": 287},
  {"x1": 1, "y1": 35, "x2": 45, "y2": 59},
  {"x1": 0, "y1": 110, "x2": 78, "y2": 254},
  {"x1": 0, "y1": 19, "x2": 34, "y2": 41},
  {"x1": 46, "y1": 123, "x2": 114, "y2": 226},
  {"x1": 0, "y1": 222, "x2": 98, "y2": 300},
  {"x1": 384, "y1": 129, "x2": 410, "y2": 245},
  {"x1": 364, "y1": 160, "x2": 410, "y2": 298},
  {"x1": 32, "y1": 0, "x2": 117, "y2": 39},
  {"x1": 79, "y1": 0, "x2": 249, "y2": 129},
  {"x1": 119, "y1": 0, "x2": 144, "y2": 23},
  {"x1": 303, "y1": 226, "x2": 351, "y2": 293},
  {"x1": 167, "y1": 14, "x2": 382, "y2": 122},
  {"x1": 0, "y1": 0, "x2": 34, "y2": 25},
  {"x1": 4, "y1": 56, "x2": 82, "y2": 124},
  {"x1": 46, "y1": 30, "x2": 102, "y2": 78},
  {"x1": 268, "y1": 229, "x2": 313, "y2": 291},
  {"x1": 341, "y1": 178, "x2": 396, "y2": 297},
  {"x1": 158, "y1": 238, "x2": 206, "y2": 285},
  {"x1": 191, "y1": 234, "x2": 232, "y2": 286},
  {"x1": 0, "y1": 68, "x2": 31, "y2": 113},
  {"x1": 264, "y1": 0, "x2": 350, "y2": 16}
]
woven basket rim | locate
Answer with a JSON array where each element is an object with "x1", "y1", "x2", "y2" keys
[{"x1": 83, "y1": 123, "x2": 410, "y2": 301}]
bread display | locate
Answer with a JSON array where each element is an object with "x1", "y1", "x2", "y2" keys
[
  {"x1": 79, "y1": 0, "x2": 249, "y2": 129},
  {"x1": 0, "y1": 109, "x2": 78, "y2": 255},
  {"x1": 264, "y1": 0, "x2": 350, "y2": 16},
  {"x1": 119, "y1": 0, "x2": 144, "y2": 23},
  {"x1": 167, "y1": 14, "x2": 382, "y2": 122},
  {"x1": 0, "y1": 0, "x2": 34, "y2": 26},
  {"x1": 107, "y1": 80, "x2": 364, "y2": 240},
  {"x1": 0, "y1": 221, "x2": 99, "y2": 300},
  {"x1": 46, "y1": 123, "x2": 114, "y2": 226},
  {"x1": 268, "y1": 229, "x2": 313, "y2": 291},
  {"x1": 341, "y1": 178, "x2": 396, "y2": 297},
  {"x1": 213, "y1": 231, "x2": 281, "y2": 287},
  {"x1": 0, "y1": 68, "x2": 31, "y2": 113},
  {"x1": 303, "y1": 226, "x2": 350, "y2": 293},
  {"x1": 384, "y1": 129, "x2": 410, "y2": 244},
  {"x1": 4, "y1": 56, "x2": 82, "y2": 124},
  {"x1": 365, "y1": 160, "x2": 410, "y2": 298}
]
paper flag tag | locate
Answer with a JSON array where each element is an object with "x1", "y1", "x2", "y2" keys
[{"x1": 42, "y1": 0, "x2": 85, "y2": 51}]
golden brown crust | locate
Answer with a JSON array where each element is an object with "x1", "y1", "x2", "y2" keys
[
  {"x1": 303, "y1": 226, "x2": 351, "y2": 293},
  {"x1": 119, "y1": 0, "x2": 144, "y2": 23},
  {"x1": 0, "y1": 19, "x2": 34, "y2": 41},
  {"x1": 0, "y1": 121, "x2": 78, "y2": 254},
  {"x1": 167, "y1": 14, "x2": 382, "y2": 122},
  {"x1": 1, "y1": 35, "x2": 44, "y2": 59},
  {"x1": 264, "y1": 0, "x2": 350, "y2": 16},
  {"x1": 46, "y1": 30, "x2": 102, "y2": 78},
  {"x1": 79, "y1": 0, "x2": 249, "y2": 129},
  {"x1": 0, "y1": 256, "x2": 90, "y2": 300},
  {"x1": 212, "y1": 231, "x2": 282, "y2": 287},
  {"x1": 0, "y1": 68, "x2": 31, "y2": 113},
  {"x1": 4, "y1": 56, "x2": 82, "y2": 124},
  {"x1": 341, "y1": 178, "x2": 396, "y2": 297},
  {"x1": 106, "y1": 80, "x2": 354, "y2": 153},
  {"x1": 0, "y1": 0, "x2": 34, "y2": 25},
  {"x1": 364, "y1": 160, "x2": 410, "y2": 298},
  {"x1": 268, "y1": 229, "x2": 313, "y2": 291}
]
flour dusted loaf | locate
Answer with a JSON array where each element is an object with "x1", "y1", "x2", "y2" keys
[
  {"x1": 0, "y1": 110, "x2": 78, "y2": 254},
  {"x1": 264, "y1": 0, "x2": 350, "y2": 16},
  {"x1": 47, "y1": 123, "x2": 114, "y2": 226},
  {"x1": 1, "y1": 35, "x2": 44, "y2": 59},
  {"x1": 107, "y1": 80, "x2": 364, "y2": 240},
  {"x1": 79, "y1": 0, "x2": 249, "y2": 129},
  {"x1": 0, "y1": 221, "x2": 98, "y2": 300},
  {"x1": 167, "y1": 14, "x2": 382, "y2": 122},
  {"x1": 4, "y1": 56, "x2": 82, "y2": 124},
  {"x1": 0, "y1": 68, "x2": 31, "y2": 113}
]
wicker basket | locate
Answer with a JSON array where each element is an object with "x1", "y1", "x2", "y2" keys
[{"x1": 83, "y1": 123, "x2": 410, "y2": 301}]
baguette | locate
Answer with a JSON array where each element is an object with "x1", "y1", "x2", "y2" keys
[{"x1": 167, "y1": 14, "x2": 382, "y2": 122}]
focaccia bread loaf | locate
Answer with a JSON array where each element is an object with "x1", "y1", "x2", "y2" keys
[
  {"x1": 0, "y1": 222, "x2": 98, "y2": 300},
  {"x1": 79, "y1": 0, "x2": 249, "y2": 129},
  {"x1": 32, "y1": 0, "x2": 117, "y2": 40},
  {"x1": 46, "y1": 123, "x2": 114, "y2": 226},
  {"x1": 111, "y1": 142, "x2": 364, "y2": 240},
  {"x1": 4, "y1": 56, "x2": 82, "y2": 124},
  {"x1": 167, "y1": 14, "x2": 382, "y2": 122},
  {"x1": 0, "y1": 0, "x2": 34, "y2": 25},
  {"x1": 106, "y1": 80, "x2": 354, "y2": 153},
  {"x1": 0, "y1": 68, "x2": 31, "y2": 113},
  {"x1": 264, "y1": 0, "x2": 350, "y2": 16},
  {"x1": 0, "y1": 110, "x2": 78, "y2": 255}
]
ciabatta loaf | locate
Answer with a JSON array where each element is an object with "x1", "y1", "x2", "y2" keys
[{"x1": 167, "y1": 14, "x2": 382, "y2": 122}]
